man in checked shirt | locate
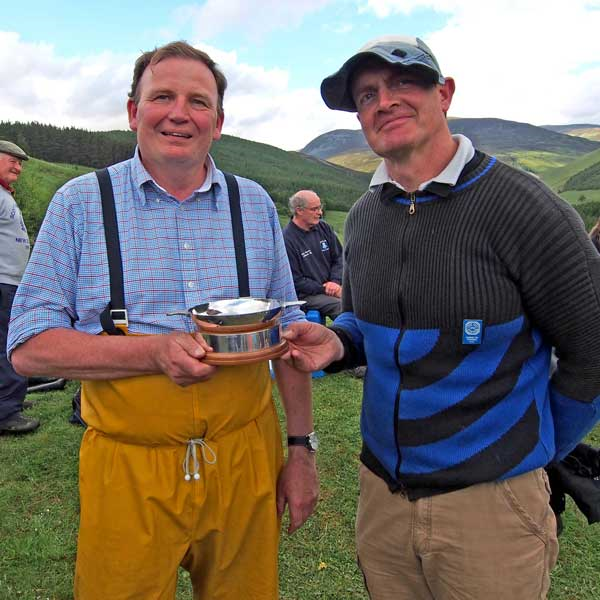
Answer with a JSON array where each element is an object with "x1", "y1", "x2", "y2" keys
[{"x1": 8, "y1": 41, "x2": 318, "y2": 600}]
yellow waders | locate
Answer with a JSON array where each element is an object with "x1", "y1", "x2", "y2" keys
[{"x1": 74, "y1": 359, "x2": 283, "y2": 600}]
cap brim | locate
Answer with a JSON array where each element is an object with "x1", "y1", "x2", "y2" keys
[
  {"x1": 320, "y1": 49, "x2": 443, "y2": 112},
  {"x1": 0, "y1": 149, "x2": 29, "y2": 161}
]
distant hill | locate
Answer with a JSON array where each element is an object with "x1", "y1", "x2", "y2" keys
[
  {"x1": 302, "y1": 129, "x2": 369, "y2": 160},
  {"x1": 302, "y1": 118, "x2": 600, "y2": 162},
  {"x1": 303, "y1": 118, "x2": 600, "y2": 231},
  {"x1": 448, "y1": 118, "x2": 600, "y2": 155},
  {"x1": 543, "y1": 124, "x2": 600, "y2": 141}
]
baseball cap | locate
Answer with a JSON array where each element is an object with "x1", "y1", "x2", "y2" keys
[
  {"x1": 0, "y1": 140, "x2": 29, "y2": 161},
  {"x1": 321, "y1": 35, "x2": 445, "y2": 112}
]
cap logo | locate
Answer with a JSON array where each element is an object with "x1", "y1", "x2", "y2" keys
[{"x1": 392, "y1": 49, "x2": 407, "y2": 58}]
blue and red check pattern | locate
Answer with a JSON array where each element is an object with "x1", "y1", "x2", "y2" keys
[{"x1": 8, "y1": 150, "x2": 303, "y2": 355}]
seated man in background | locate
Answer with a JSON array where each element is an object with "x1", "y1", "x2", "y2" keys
[{"x1": 283, "y1": 190, "x2": 343, "y2": 320}]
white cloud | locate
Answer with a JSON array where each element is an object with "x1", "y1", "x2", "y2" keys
[
  {"x1": 356, "y1": 0, "x2": 600, "y2": 126},
  {"x1": 0, "y1": 32, "x2": 132, "y2": 131},
  {"x1": 194, "y1": 43, "x2": 358, "y2": 149},
  {"x1": 174, "y1": 0, "x2": 333, "y2": 42},
  {"x1": 0, "y1": 32, "x2": 352, "y2": 150},
  {"x1": 2, "y1": 1, "x2": 600, "y2": 153},
  {"x1": 222, "y1": 86, "x2": 358, "y2": 150}
]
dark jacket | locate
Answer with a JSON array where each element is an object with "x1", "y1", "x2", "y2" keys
[{"x1": 283, "y1": 219, "x2": 343, "y2": 298}]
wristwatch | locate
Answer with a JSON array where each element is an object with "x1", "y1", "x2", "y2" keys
[{"x1": 287, "y1": 431, "x2": 319, "y2": 453}]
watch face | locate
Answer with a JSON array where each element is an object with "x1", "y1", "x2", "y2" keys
[{"x1": 308, "y1": 431, "x2": 319, "y2": 452}]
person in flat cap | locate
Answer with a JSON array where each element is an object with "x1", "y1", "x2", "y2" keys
[
  {"x1": 283, "y1": 35, "x2": 600, "y2": 598},
  {"x1": 0, "y1": 141, "x2": 38, "y2": 434}
]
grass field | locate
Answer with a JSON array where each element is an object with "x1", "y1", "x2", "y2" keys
[{"x1": 1, "y1": 377, "x2": 598, "y2": 600}]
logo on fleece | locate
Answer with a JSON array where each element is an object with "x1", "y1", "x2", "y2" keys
[
  {"x1": 463, "y1": 319, "x2": 483, "y2": 345},
  {"x1": 320, "y1": 239, "x2": 330, "y2": 252}
]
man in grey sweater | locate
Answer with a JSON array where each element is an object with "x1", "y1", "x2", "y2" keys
[{"x1": 0, "y1": 140, "x2": 38, "y2": 434}]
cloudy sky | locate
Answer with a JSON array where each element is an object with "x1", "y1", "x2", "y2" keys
[{"x1": 2, "y1": 0, "x2": 600, "y2": 151}]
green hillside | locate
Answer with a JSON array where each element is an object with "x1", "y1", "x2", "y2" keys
[
  {"x1": 11, "y1": 119, "x2": 600, "y2": 241},
  {"x1": 494, "y1": 151, "x2": 579, "y2": 174},
  {"x1": 330, "y1": 148, "x2": 580, "y2": 176},
  {"x1": 330, "y1": 146, "x2": 600, "y2": 230},
  {"x1": 328, "y1": 150, "x2": 380, "y2": 173},
  {"x1": 562, "y1": 161, "x2": 600, "y2": 191},
  {"x1": 539, "y1": 148, "x2": 600, "y2": 191},
  {"x1": 10, "y1": 136, "x2": 370, "y2": 242},
  {"x1": 13, "y1": 158, "x2": 92, "y2": 242},
  {"x1": 4, "y1": 121, "x2": 370, "y2": 239},
  {"x1": 0, "y1": 121, "x2": 135, "y2": 168},
  {"x1": 210, "y1": 135, "x2": 370, "y2": 211},
  {"x1": 559, "y1": 191, "x2": 600, "y2": 229}
]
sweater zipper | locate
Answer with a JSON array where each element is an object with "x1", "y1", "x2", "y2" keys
[
  {"x1": 408, "y1": 192, "x2": 416, "y2": 215},
  {"x1": 394, "y1": 202, "x2": 412, "y2": 490}
]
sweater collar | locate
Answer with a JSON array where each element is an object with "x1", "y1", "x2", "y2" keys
[{"x1": 379, "y1": 150, "x2": 488, "y2": 203}]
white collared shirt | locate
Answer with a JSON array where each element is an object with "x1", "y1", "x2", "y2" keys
[{"x1": 369, "y1": 134, "x2": 475, "y2": 192}]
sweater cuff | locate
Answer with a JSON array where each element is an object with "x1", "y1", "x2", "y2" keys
[{"x1": 324, "y1": 326, "x2": 364, "y2": 372}]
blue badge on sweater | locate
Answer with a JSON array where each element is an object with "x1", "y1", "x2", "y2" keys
[
  {"x1": 463, "y1": 319, "x2": 483, "y2": 344},
  {"x1": 320, "y1": 239, "x2": 330, "y2": 252}
]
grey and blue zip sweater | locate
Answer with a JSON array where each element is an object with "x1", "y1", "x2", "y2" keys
[{"x1": 329, "y1": 151, "x2": 600, "y2": 500}]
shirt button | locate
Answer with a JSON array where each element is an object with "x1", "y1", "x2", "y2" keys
[
  {"x1": 187, "y1": 281, "x2": 195, "y2": 289},
  {"x1": 183, "y1": 242, "x2": 192, "y2": 250}
]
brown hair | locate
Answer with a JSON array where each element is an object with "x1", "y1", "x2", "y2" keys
[{"x1": 129, "y1": 40, "x2": 227, "y2": 116}]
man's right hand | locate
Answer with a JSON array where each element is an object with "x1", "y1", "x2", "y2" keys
[
  {"x1": 323, "y1": 281, "x2": 342, "y2": 298},
  {"x1": 281, "y1": 322, "x2": 344, "y2": 372},
  {"x1": 152, "y1": 332, "x2": 217, "y2": 386}
]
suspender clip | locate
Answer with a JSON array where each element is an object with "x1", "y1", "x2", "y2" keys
[{"x1": 110, "y1": 309, "x2": 129, "y2": 330}]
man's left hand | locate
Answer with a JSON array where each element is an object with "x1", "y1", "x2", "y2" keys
[{"x1": 276, "y1": 446, "x2": 319, "y2": 534}]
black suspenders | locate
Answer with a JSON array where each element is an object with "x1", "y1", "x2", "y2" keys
[
  {"x1": 94, "y1": 169, "x2": 250, "y2": 335},
  {"x1": 96, "y1": 168, "x2": 127, "y2": 335},
  {"x1": 223, "y1": 172, "x2": 250, "y2": 298}
]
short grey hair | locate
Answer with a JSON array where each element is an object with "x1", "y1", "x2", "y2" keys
[{"x1": 288, "y1": 190, "x2": 317, "y2": 213}]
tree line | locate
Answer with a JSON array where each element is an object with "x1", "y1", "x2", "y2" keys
[{"x1": 0, "y1": 121, "x2": 135, "y2": 168}]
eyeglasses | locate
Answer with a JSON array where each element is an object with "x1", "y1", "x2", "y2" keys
[{"x1": 303, "y1": 205, "x2": 323, "y2": 212}]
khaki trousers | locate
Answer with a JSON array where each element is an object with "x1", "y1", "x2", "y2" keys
[{"x1": 356, "y1": 465, "x2": 559, "y2": 600}]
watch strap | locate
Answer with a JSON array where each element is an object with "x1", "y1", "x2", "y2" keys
[{"x1": 287, "y1": 435, "x2": 310, "y2": 446}]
